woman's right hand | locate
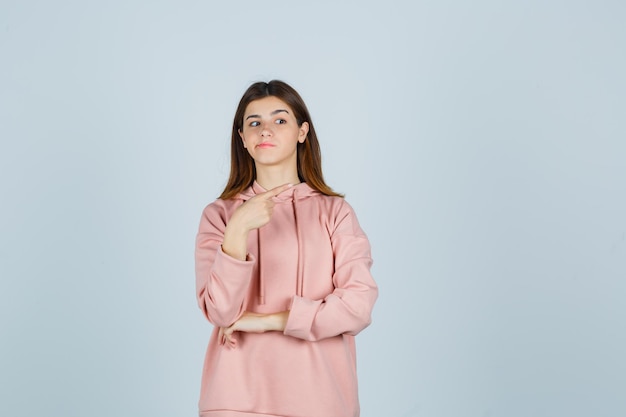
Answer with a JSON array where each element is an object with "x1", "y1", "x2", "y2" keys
[
  {"x1": 221, "y1": 183, "x2": 292, "y2": 260},
  {"x1": 230, "y1": 183, "x2": 293, "y2": 232}
]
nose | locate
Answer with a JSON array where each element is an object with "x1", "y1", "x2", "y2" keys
[{"x1": 260, "y1": 122, "x2": 272, "y2": 137}]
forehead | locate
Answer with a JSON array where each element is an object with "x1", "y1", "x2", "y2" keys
[{"x1": 244, "y1": 96, "x2": 293, "y2": 117}]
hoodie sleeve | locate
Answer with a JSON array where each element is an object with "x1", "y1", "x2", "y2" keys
[
  {"x1": 284, "y1": 201, "x2": 378, "y2": 342},
  {"x1": 195, "y1": 202, "x2": 255, "y2": 327}
]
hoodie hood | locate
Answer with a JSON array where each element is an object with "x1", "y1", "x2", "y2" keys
[{"x1": 236, "y1": 181, "x2": 319, "y2": 304}]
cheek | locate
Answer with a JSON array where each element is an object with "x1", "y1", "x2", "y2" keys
[
  {"x1": 240, "y1": 130, "x2": 256, "y2": 143},
  {"x1": 244, "y1": 128, "x2": 261, "y2": 139}
]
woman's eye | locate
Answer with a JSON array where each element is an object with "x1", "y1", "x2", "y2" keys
[
  {"x1": 249, "y1": 121, "x2": 260, "y2": 127},
  {"x1": 275, "y1": 119, "x2": 286, "y2": 124}
]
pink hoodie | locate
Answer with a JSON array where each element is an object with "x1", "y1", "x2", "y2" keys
[{"x1": 195, "y1": 182, "x2": 378, "y2": 417}]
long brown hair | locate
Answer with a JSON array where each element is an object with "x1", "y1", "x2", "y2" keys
[{"x1": 219, "y1": 80, "x2": 343, "y2": 200}]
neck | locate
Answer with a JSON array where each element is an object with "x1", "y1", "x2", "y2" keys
[{"x1": 255, "y1": 164, "x2": 300, "y2": 190}]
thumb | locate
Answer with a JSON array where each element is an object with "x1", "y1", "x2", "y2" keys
[
  {"x1": 261, "y1": 183, "x2": 293, "y2": 199},
  {"x1": 223, "y1": 325, "x2": 234, "y2": 336}
]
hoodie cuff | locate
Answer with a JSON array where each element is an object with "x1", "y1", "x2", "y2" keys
[
  {"x1": 217, "y1": 245, "x2": 256, "y2": 264},
  {"x1": 283, "y1": 295, "x2": 320, "y2": 339},
  {"x1": 212, "y1": 246, "x2": 256, "y2": 282}
]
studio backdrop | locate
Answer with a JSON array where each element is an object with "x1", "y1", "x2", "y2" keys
[{"x1": 1, "y1": 1, "x2": 625, "y2": 416}]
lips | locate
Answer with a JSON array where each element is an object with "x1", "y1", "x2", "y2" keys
[{"x1": 256, "y1": 142, "x2": 275, "y2": 149}]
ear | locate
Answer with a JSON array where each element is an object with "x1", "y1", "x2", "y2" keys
[
  {"x1": 298, "y1": 122, "x2": 309, "y2": 143},
  {"x1": 238, "y1": 129, "x2": 247, "y2": 148}
]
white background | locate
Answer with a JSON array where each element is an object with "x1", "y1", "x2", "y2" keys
[{"x1": 1, "y1": 1, "x2": 625, "y2": 416}]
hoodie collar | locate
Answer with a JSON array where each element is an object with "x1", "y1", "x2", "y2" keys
[{"x1": 238, "y1": 181, "x2": 319, "y2": 202}]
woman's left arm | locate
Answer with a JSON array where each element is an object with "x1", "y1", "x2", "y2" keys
[{"x1": 283, "y1": 201, "x2": 378, "y2": 342}]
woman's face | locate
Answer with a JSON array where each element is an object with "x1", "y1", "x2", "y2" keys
[{"x1": 238, "y1": 96, "x2": 309, "y2": 170}]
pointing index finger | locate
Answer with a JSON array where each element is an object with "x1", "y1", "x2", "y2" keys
[{"x1": 262, "y1": 183, "x2": 293, "y2": 198}]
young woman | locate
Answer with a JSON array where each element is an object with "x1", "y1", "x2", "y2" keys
[{"x1": 195, "y1": 80, "x2": 378, "y2": 417}]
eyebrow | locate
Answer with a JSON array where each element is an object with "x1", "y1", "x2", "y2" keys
[{"x1": 245, "y1": 109, "x2": 290, "y2": 120}]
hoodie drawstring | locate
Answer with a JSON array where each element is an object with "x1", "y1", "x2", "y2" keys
[
  {"x1": 257, "y1": 227, "x2": 265, "y2": 304},
  {"x1": 292, "y1": 188, "x2": 304, "y2": 297}
]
